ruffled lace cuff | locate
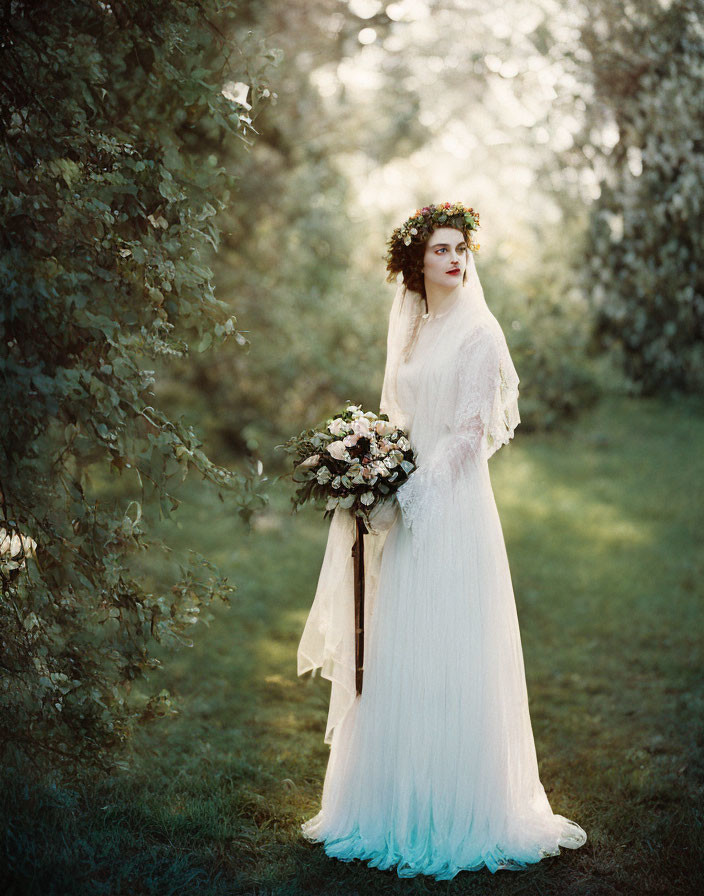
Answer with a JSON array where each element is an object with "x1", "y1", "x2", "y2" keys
[{"x1": 395, "y1": 465, "x2": 432, "y2": 536}]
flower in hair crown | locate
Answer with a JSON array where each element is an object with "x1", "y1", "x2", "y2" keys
[{"x1": 390, "y1": 201, "x2": 480, "y2": 252}]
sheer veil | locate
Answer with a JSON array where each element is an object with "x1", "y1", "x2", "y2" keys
[{"x1": 378, "y1": 273, "x2": 416, "y2": 430}]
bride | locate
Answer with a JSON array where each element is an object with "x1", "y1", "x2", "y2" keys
[{"x1": 296, "y1": 203, "x2": 587, "y2": 879}]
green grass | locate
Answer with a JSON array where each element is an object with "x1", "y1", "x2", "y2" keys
[{"x1": 3, "y1": 394, "x2": 704, "y2": 896}]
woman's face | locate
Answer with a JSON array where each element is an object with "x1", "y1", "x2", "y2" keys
[{"x1": 422, "y1": 227, "x2": 468, "y2": 291}]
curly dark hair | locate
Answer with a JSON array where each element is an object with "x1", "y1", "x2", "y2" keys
[{"x1": 384, "y1": 203, "x2": 480, "y2": 301}]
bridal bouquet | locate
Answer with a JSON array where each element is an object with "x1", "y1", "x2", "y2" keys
[{"x1": 281, "y1": 404, "x2": 416, "y2": 528}]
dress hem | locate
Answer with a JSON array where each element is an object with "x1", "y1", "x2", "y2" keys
[{"x1": 300, "y1": 818, "x2": 586, "y2": 880}]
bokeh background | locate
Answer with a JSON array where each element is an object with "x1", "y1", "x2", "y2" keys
[{"x1": 2, "y1": 1, "x2": 703, "y2": 894}]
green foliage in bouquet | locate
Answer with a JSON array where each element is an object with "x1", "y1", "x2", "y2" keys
[
  {"x1": 0, "y1": 0, "x2": 275, "y2": 778},
  {"x1": 279, "y1": 404, "x2": 416, "y2": 527}
]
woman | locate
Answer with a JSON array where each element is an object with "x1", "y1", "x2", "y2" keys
[{"x1": 297, "y1": 203, "x2": 587, "y2": 879}]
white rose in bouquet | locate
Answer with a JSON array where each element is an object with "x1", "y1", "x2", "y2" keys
[
  {"x1": 327, "y1": 440, "x2": 350, "y2": 461},
  {"x1": 374, "y1": 419, "x2": 395, "y2": 437},
  {"x1": 328, "y1": 417, "x2": 348, "y2": 437},
  {"x1": 351, "y1": 417, "x2": 372, "y2": 437}
]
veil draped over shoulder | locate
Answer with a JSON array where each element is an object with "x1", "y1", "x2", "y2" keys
[{"x1": 296, "y1": 253, "x2": 520, "y2": 744}]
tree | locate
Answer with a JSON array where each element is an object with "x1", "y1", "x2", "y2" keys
[
  {"x1": 0, "y1": 0, "x2": 273, "y2": 777},
  {"x1": 551, "y1": 0, "x2": 704, "y2": 394}
]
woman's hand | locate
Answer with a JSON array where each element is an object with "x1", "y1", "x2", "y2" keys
[{"x1": 367, "y1": 498, "x2": 399, "y2": 535}]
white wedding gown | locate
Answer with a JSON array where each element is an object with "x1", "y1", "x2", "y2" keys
[{"x1": 297, "y1": 263, "x2": 587, "y2": 879}]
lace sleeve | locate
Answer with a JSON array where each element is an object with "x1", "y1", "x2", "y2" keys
[{"x1": 395, "y1": 326, "x2": 502, "y2": 538}]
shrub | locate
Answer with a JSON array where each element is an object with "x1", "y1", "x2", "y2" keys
[{"x1": 0, "y1": 0, "x2": 273, "y2": 776}]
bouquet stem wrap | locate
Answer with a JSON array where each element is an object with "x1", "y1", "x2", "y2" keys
[{"x1": 352, "y1": 515, "x2": 368, "y2": 695}]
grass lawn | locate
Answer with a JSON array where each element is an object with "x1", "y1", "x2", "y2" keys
[{"x1": 3, "y1": 393, "x2": 703, "y2": 896}]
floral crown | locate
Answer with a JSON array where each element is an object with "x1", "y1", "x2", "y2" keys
[{"x1": 387, "y1": 201, "x2": 480, "y2": 254}]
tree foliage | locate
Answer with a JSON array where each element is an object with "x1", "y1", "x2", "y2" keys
[
  {"x1": 0, "y1": 0, "x2": 273, "y2": 776},
  {"x1": 564, "y1": 0, "x2": 704, "y2": 394},
  {"x1": 158, "y1": 0, "x2": 404, "y2": 469}
]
